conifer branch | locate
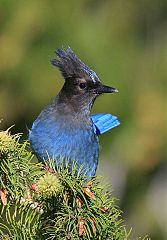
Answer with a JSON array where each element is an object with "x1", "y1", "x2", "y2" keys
[{"x1": 0, "y1": 127, "x2": 150, "y2": 240}]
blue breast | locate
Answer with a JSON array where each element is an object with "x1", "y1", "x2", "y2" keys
[
  {"x1": 29, "y1": 112, "x2": 120, "y2": 177},
  {"x1": 29, "y1": 117, "x2": 99, "y2": 177}
]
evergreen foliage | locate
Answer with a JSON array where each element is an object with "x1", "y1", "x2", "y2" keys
[{"x1": 0, "y1": 127, "x2": 149, "y2": 240}]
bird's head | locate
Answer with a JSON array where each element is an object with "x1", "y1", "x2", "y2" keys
[{"x1": 51, "y1": 48, "x2": 118, "y2": 112}]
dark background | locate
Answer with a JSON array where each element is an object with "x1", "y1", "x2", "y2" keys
[{"x1": 0, "y1": 1, "x2": 166, "y2": 239}]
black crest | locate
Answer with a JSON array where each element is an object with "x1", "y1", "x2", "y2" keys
[{"x1": 51, "y1": 47, "x2": 99, "y2": 83}]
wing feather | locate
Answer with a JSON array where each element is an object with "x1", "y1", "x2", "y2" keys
[{"x1": 91, "y1": 113, "x2": 120, "y2": 135}]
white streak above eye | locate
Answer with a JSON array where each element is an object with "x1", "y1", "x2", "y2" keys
[
  {"x1": 84, "y1": 68, "x2": 99, "y2": 84},
  {"x1": 90, "y1": 73, "x2": 96, "y2": 83},
  {"x1": 90, "y1": 71, "x2": 100, "y2": 84}
]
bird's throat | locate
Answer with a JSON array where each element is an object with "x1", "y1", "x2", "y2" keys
[{"x1": 55, "y1": 91, "x2": 94, "y2": 116}]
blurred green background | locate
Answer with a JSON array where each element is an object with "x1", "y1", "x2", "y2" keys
[{"x1": 0, "y1": 0, "x2": 166, "y2": 239}]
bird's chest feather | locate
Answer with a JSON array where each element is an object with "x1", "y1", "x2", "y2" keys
[{"x1": 29, "y1": 116, "x2": 99, "y2": 168}]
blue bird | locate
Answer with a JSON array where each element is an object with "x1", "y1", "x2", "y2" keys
[{"x1": 29, "y1": 48, "x2": 120, "y2": 177}]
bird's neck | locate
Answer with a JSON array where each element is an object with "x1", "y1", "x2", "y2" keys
[{"x1": 54, "y1": 91, "x2": 92, "y2": 117}]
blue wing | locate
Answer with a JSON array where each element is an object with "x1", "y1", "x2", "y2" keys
[{"x1": 91, "y1": 113, "x2": 120, "y2": 135}]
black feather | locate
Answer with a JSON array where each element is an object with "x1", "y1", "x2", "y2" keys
[{"x1": 51, "y1": 47, "x2": 99, "y2": 83}]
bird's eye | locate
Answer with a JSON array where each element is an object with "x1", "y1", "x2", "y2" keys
[{"x1": 79, "y1": 83, "x2": 87, "y2": 89}]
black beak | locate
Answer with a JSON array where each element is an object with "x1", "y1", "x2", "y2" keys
[{"x1": 95, "y1": 84, "x2": 118, "y2": 94}]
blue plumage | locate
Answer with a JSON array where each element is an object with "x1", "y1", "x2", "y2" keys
[
  {"x1": 29, "y1": 48, "x2": 120, "y2": 177},
  {"x1": 91, "y1": 113, "x2": 120, "y2": 135},
  {"x1": 29, "y1": 109, "x2": 99, "y2": 176}
]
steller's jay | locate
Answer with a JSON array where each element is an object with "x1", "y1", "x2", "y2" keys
[{"x1": 29, "y1": 48, "x2": 120, "y2": 177}]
